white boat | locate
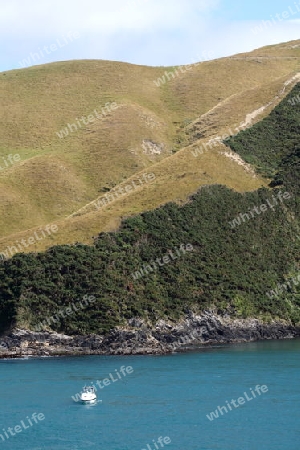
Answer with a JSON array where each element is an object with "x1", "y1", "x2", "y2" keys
[{"x1": 79, "y1": 386, "x2": 97, "y2": 404}]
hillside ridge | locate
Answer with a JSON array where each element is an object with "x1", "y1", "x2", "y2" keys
[{"x1": 0, "y1": 39, "x2": 299, "y2": 254}]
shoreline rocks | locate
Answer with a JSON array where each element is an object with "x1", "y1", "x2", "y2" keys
[{"x1": 0, "y1": 312, "x2": 299, "y2": 359}]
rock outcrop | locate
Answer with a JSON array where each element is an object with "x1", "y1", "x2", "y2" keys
[{"x1": 0, "y1": 312, "x2": 299, "y2": 358}]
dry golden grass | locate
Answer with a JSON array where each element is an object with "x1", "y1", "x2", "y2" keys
[{"x1": 0, "y1": 40, "x2": 299, "y2": 254}]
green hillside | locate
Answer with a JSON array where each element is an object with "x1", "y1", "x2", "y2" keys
[
  {"x1": 225, "y1": 82, "x2": 300, "y2": 178},
  {"x1": 0, "y1": 82, "x2": 299, "y2": 334}
]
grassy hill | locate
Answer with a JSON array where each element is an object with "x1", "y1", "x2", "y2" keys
[
  {"x1": 0, "y1": 75, "x2": 299, "y2": 334},
  {"x1": 0, "y1": 39, "x2": 300, "y2": 255}
]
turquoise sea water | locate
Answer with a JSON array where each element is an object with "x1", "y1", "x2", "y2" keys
[{"x1": 0, "y1": 339, "x2": 299, "y2": 450}]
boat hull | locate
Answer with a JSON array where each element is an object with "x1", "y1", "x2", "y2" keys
[{"x1": 80, "y1": 394, "x2": 97, "y2": 404}]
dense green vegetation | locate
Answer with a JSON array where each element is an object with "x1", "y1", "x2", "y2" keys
[
  {"x1": 0, "y1": 84, "x2": 299, "y2": 335},
  {"x1": 225, "y1": 83, "x2": 300, "y2": 179}
]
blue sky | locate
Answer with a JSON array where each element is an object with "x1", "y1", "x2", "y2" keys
[{"x1": 1, "y1": 0, "x2": 299, "y2": 72}]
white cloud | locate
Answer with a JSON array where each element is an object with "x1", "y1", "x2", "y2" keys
[
  {"x1": 0, "y1": 0, "x2": 299, "y2": 71},
  {"x1": 0, "y1": 0, "x2": 220, "y2": 69},
  {"x1": 0, "y1": 0, "x2": 219, "y2": 35}
]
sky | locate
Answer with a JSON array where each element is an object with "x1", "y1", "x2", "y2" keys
[{"x1": 1, "y1": 0, "x2": 300, "y2": 72}]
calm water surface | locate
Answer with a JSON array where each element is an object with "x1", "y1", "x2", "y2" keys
[{"x1": 0, "y1": 339, "x2": 299, "y2": 450}]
